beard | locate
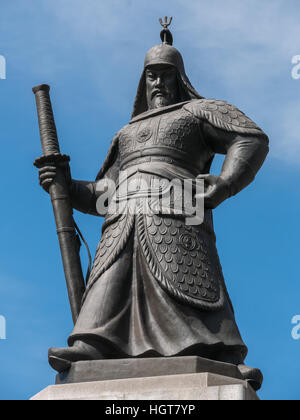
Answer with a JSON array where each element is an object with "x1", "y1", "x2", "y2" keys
[{"x1": 151, "y1": 93, "x2": 173, "y2": 109}]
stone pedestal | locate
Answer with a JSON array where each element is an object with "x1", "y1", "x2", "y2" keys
[
  {"x1": 31, "y1": 357, "x2": 260, "y2": 401},
  {"x1": 32, "y1": 372, "x2": 258, "y2": 400}
]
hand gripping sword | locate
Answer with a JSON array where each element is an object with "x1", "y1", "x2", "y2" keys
[{"x1": 33, "y1": 84, "x2": 86, "y2": 324}]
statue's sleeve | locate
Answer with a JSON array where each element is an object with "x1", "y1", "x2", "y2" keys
[{"x1": 184, "y1": 99, "x2": 269, "y2": 197}]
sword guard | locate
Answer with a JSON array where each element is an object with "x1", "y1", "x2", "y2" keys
[{"x1": 34, "y1": 153, "x2": 70, "y2": 169}]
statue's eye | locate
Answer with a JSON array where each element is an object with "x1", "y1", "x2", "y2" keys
[{"x1": 165, "y1": 71, "x2": 175, "y2": 79}]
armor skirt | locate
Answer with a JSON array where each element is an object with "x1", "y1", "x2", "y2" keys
[{"x1": 68, "y1": 171, "x2": 247, "y2": 365}]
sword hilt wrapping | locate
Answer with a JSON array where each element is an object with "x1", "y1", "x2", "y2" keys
[{"x1": 32, "y1": 84, "x2": 60, "y2": 156}]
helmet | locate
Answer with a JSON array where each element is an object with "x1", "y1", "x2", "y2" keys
[{"x1": 131, "y1": 17, "x2": 204, "y2": 118}]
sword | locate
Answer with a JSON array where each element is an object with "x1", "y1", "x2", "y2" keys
[{"x1": 33, "y1": 84, "x2": 86, "y2": 324}]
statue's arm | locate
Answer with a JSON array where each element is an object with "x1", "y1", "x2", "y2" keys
[
  {"x1": 205, "y1": 122, "x2": 269, "y2": 195},
  {"x1": 39, "y1": 170, "x2": 107, "y2": 217},
  {"x1": 199, "y1": 122, "x2": 269, "y2": 208},
  {"x1": 69, "y1": 180, "x2": 99, "y2": 216}
]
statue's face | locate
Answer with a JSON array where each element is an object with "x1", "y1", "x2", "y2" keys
[{"x1": 146, "y1": 64, "x2": 178, "y2": 110}]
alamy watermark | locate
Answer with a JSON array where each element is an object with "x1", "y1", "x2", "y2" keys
[
  {"x1": 0, "y1": 315, "x2": 6, "y2": 340},
  {"x1": 96, "y1": 173, "x2": 205, "y2": 226},
  {"x1": 291, "y1": 56, "x2": 300, "y2": 80},
  {"x1": 291, "y1": 315, "x2": 300, "y2": 340},
  {"x1": 0, "y1": 55, "x2": 6, "y2": 79}
]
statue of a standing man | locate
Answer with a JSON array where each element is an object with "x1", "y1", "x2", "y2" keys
[{"x1": 39, "y1": 20, "x2": 268, "y2": 389}]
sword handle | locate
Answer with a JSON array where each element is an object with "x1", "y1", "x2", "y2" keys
[{"x1": 32, "y1": 84, "x2": 60, "y2": 156}]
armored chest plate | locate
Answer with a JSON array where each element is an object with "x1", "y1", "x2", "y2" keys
[{"x1": 118, "y1": 107, "x2": 206, "y2": 165}]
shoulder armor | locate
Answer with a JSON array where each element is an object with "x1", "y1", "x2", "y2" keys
[{"x1": 184, "y1": 99, "x2": 266, "y2": 136}]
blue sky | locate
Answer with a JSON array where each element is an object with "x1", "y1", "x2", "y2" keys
[{"x1": 0, "y1": 0, "x2": 300, "y2": 400}]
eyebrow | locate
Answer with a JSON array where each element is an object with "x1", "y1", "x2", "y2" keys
[{"x1": 146, "y1": 69, "x2": 175, "y2": 75}]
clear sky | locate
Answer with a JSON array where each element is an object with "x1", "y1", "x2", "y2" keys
[{"x1": 0, "y1": 0, "x2": 299, "y2": 400}]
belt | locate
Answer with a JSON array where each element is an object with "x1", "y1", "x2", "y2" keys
[{"x1": 120, "y1": 147, "x2": 201, "y2": 176}]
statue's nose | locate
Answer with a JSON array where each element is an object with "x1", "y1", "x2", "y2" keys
[{"x1": 155, "y1": 76, "x2": 163, "y2": 87}]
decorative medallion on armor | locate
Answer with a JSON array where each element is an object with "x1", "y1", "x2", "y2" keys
[{"x1": 137, "y1": 122, "x2": 153, "y2": 143}]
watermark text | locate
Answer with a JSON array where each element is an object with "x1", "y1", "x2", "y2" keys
[
  {"x1": 0, "y1": 315, "x2": 6, "y2": 340},
  {"x1": 96, "y1": 172, "x2": 205, "y2": 226},
  {"x1": 291, "y1": 56, "x2": 300, "y2": 80},
  {"x1": 0, "y1": 55, "x2": 6, "y2": 79},
  {"x1": 292, "y1": 315, "x2": 300, "y2": 340}
]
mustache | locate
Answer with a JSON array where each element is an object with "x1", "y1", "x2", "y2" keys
[{"x1": 151, "y1": 89, "x2": 168, "y2": 99}]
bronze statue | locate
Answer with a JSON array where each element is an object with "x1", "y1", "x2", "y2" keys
[{"x1": 35, "y1": 19, "x2": 269, "y2": 390}]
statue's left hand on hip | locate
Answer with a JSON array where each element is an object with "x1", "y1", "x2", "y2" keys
[{"x1": 196, "y1": 174, "x2": 230, "y2": 209}]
